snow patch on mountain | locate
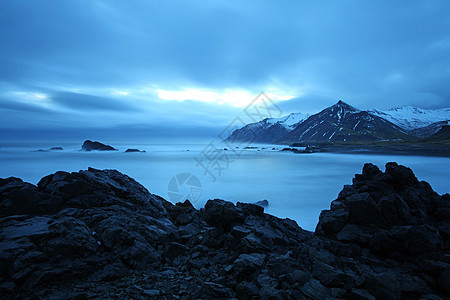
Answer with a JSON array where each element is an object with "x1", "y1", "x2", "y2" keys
[
  {"x1": 264, "y1": 112, "x2": 310, "y2": 130},
  {"x1": 369, "y1": 106, "x2": 450, "y2": 131}
]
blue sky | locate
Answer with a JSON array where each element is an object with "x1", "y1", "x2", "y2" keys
[{"x1": 1, "y1": 0, "x2": 450, "y2": 137}]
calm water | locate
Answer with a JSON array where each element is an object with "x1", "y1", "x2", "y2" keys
[{"x1": 1, "y1": 140, "x2": 449, "y2": 231}]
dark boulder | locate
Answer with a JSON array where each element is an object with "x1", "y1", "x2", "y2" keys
[
  {"x1": 301, "y1": 279, "x2": 330, "y2": 299},
  {"x1": 316, "y1": 162, "x2": 448, "y2": 257},
  {"x1": 125, "y1": 149, "x2": 145, "y2": 153},
  {"x1": 437, "y1": 268, "x2": 450, "y2": 292},
  {"x1": 37, "y1": 167, "x2": 167, "y2": 216},
  {"x1": 236, "y1": 281, "x2": 259, "y2": 299},
  {"x1": 0, "y1": 177, "x2": 63, "y2": 217},
  {"x1": 280, "y1": 147, "x2": 302, "y2": 153},
  {"x1": 81, "y1": 140, "x2": 117, "y2": 151},
  {"x1": 202, "y1": 199, "x2": 244, "y2": 231},
  {"x1": 365, "y1": 272, "x2": 400, "y2": 300}
]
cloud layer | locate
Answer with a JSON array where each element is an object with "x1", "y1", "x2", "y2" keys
[{"x1": 1, "y1": 0, "x2": 449, "y2": 135}]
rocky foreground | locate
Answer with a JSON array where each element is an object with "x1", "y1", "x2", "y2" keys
[{"x1": 0, "y1": 163, "x2": 449, "y2": 299}]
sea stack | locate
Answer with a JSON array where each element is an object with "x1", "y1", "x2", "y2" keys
[{"x1": 81, "y1": 140, "x2": 117, "y2": 151}]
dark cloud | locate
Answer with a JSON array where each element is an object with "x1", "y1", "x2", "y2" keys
[
  {"x1": 0, "y1": 98, "x2": 53, "y2": 114},
  {"x1": 49, "y1": 92, "x2": 138, "y2": 112},
  {"x1": 0, "y1": 0, "x2": 449, "y2": 134}
]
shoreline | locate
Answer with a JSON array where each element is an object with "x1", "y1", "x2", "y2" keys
[
  {"x1": 1, "y1": 163, "x2": 449, "y2": 298},
  {"x1": 321, "y1": 144, "x2": 450, "y2": 158}
]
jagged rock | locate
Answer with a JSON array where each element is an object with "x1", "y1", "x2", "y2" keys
[
  {"x1": 365, "y1": 272, "x2": 400, "y2": 300},
  {"x1": 0, "y1": 163, "x2": 449, "y2": 299},
  {"x1": 281, "y1": 270, "x2": 311, "y2": 285},
  {"x1": 202, "y1": 199, "x2": 244, "y2": 231},
  {"x1": 0, "y1": 177, "x2": 62, "y2": 217},
  {"x1": 237, "y1": 201, "x2": 264, "y2": 216},
  {"x1": 81, "y1": 140, "x2": 117, "y2": 151},
  {"x1": 437, "y1": 268, "x2": 450, "y2": 292},
  {"x1": 312, "y1": 261, "x2": 354, "y2": 288},
  {"x1": 233, "y1": 253, "x2": 266, "y2": 281},
  {"x1": 200, "y1": 282, "x2": 233, "y2": 298},
  {"x1": 37, "y1": 167, "x2": 167, "y2": 217},
  {"x1": 316, "y1": 162, "x2": 447, "y2": 258},
  {"x1": 301, "y1": 279, "x2": 329, "y2": 299},
  {"x1": 349, "y1": 289, "x2": 376, "y2": 300},
  {"x1": 165, "y1": 242, "x2": 189, "y2": 260},
  {"x1": 280, "y1": 147, "x2": 302, "y2": 153},
  {"x1": 236, "y1": 281, "x2": 259, "y2": 299}
]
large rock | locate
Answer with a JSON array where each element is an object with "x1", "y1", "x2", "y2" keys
[
  {"x1": 202, "y1": 199, "x2": 245, "y2": 231},
  {"x1": 125, "y1": 148, "x2": 145, "y2": 153},
  {"x1": 316, "y1": 162, "x2": 447, "y2": 257},
  {"x1": 81, "y1": 140, "x2": 117, "y2": 151},
  {"x1": 0, "y1": 177, "x2": 62, "y2": 217},
  {"x1": 37, "y1": 167, "x2": 167, "y2": 217}
]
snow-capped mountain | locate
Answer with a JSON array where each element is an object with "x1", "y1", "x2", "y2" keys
[
  {"x1": 265, "y1": 112, "x2": 311, "y2": 130},
  {"x1": 282, "y1": 101, "x2": 409, "y2": 143},
  {"x1": 426, "y1": 125, "x2": 450, "y2": 142},
  {"x1": 409, "y1": 120, "x2": 450, "y2": 138},
  {"x1": 226, "y1": 101, "x2": 450, "y2": 145},
  {"x1": 369, "y1": 106, "x2": 450, "y2": 131},
  {"x1": 225, "y1": 112, "x2": 309, "y2": 144}
]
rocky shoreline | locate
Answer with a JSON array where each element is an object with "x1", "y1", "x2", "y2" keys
[
  {"x1": 320, "y1": 143, "x2": 450, "y2": 158},
  {"x1": 0, "y1": 163, "x2": 449, "y2": 299}
]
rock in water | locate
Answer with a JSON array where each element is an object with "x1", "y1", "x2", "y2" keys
[
  {"x1": 81, "y1": 140, "x2": 117, "y2": 151},
  {"x1": 125, "y1": 148, "x2": 145, "y2": 153},
  {"x1": 0, "y1": 163, "x2": 449, "y2": 299}
]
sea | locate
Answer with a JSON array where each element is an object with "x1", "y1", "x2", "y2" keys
[{"x1": 1, "y1": 138, "x2": 449, "y2": 231}]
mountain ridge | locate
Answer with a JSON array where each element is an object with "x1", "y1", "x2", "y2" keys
[
  {"x1": 226, "y1": 101, "x2": 450, "y2": 144},
  {"x1": 369, "y1": 106, "x2": 450, "y2": 131},
  {"x1": 282, "y1": 101, "x2": 409, "y2": 143}
]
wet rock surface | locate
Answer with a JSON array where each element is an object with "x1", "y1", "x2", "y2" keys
[
  {"x1": 81, "y1": 140, "x2": 117, "y2": 151},
  {"x1": 0, "y1": 163, "x2": 449, "y2": 299},
  {"x1": 125, "y1": 149, "x2": 146, "y2": 153}
]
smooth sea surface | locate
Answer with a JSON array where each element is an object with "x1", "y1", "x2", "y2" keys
[{"x1": 1, "y1": 140, "x2": 449, "y2": 231}]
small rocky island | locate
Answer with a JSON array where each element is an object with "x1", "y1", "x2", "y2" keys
[
  {"x1": 81, "y1": 140, "x2": 117, "y2": 151},
  {"x1": 125, "y1": 148, "x2": 146, "y2": 153},
  {"x1": 0, "y1": 163, "x2": 449, "y2": 299}
]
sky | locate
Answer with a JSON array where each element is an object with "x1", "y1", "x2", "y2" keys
[{"x1": 1, "y1": 0, "x2": 450, "y2": 139}]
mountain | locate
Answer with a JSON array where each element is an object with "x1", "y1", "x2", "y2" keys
[
  {"x1": 369, "y1": 106, "x2": 450, "y2": 131},
  {"x1": 266, "y1": 112, "x2": 311, "y2": 130},
  {"x1": 225, "y1": 112, "x2": 309, "y2": 144},
  {"x1": 425, "y1": 125, "x2": 450, "y2": 142},
  {"x1": 409, "y1": 120, "x2": 450, "y2": 138},
  {"x1": 281, "y1": 101, "x2": 410, "y2": 143},
  {"x1": 226, "y1": 101, "x2": 450, "y2": 145}
]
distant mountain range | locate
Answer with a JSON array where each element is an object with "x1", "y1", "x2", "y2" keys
[
  {"x1": 409, "y1": 120, "x2": 450, "y2": 138},
  {"x1": 369, "y1": 106, "x2": 450, "y2": 131},
  {"x1": 227, "y1": 112, "x2": 310, "y2": 144},
  {"x1": 226, "y1": 100, "x2": 450, "y2": 144}
]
